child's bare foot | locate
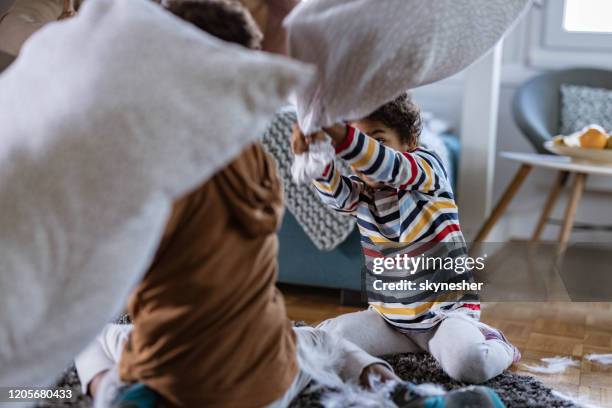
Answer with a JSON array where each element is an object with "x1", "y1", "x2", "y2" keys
[{"x1": 360, "y1": 363, "x2": 400, "y2": 389}]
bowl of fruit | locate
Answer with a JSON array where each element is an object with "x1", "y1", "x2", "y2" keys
[{"x1": 545, "y1": 125, "x2": 612, "y2": 164}]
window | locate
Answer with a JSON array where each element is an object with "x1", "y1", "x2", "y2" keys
[
  {"x1": 528, "y1": 0, "x2": 612, "y2": 68},
  {"x1": 543, "y1": 0, "x2": 612, "y2": 50},
  {"x1": 563, "y1": 0, "x2": 612, "y2": 33}
]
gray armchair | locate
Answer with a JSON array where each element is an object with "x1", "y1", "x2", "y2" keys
[{"x1": 512, "y1": 68, "x2": 612, "y2": 154}]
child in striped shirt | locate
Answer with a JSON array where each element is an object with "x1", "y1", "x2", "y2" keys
[{"x1": 291, "y1": 93, "x2": 520, "y2": 383}]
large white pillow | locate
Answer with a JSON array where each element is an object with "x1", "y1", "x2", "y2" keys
[
  {"x1": 0, "y1": 0, "x2": 313, "y2": 386},
  {"x1": 285, "y1": 0, "x2": 531, "y2": 133}
]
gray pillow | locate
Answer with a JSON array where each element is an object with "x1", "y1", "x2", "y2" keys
[{"x1": 560, "y1": 84, "x2": 612, "y2": 135}]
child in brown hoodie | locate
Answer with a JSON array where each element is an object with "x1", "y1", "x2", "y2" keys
[{"x1": 75, "y1": 2, "x2": 394, "y2": 407}]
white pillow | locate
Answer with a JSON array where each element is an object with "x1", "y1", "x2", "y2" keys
[
  {"x1": 0, "y1": 0, "x2": 313, "y2": 386},
  {"x1": 285, "y1": 0, "x2": 531, "y2": 133}
]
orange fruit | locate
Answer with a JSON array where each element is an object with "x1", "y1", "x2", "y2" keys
[
  {"x1": 579, "y1": 127, "x2": 608, "y2": 149},
  {"x1": 607, "y1": 137, "x2": 612, "y2": 150}
]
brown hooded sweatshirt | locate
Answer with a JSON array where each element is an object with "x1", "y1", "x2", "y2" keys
[{"x1": 119, "y1": 143, "x2": 297, "y2": 407}]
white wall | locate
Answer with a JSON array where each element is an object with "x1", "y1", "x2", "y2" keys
[{"x1": 412, "y1": 8, "x2": 612, "y2": 243}]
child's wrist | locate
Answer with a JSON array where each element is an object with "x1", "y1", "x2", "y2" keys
[{"x1": 323, "y1": 124, "x2": 349, "y2": 147}]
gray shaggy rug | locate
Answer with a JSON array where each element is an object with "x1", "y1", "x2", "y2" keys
[
  {"x1": 35, "y1": 318, "x2": 576, "y2": 408},
  {"x1": 36, "y1": 354, "x2": 577, "y2": 408},
  {"x1": 288, "y1": 353, "x2": 577, "y2": 408}
]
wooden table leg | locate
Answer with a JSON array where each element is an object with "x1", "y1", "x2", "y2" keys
[
  {"x1": 531, "y1": 170, "x2": 569, "y2": 243},
  {"x1": 473, "y1": 164, "x2": 532, "y2": 244},
  {"x1": 557, "y1": 172, "x2": 587, "y2": 256}
]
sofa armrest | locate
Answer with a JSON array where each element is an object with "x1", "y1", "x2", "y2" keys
[{"x1": 277, "y1": 211, "x2": 363, "y2": 291}]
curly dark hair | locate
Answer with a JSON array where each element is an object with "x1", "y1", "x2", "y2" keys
[
  {"x1": 365, "y1": 92, "x2": 422, "y2": 149},
  {"x1": 165, "y1": 0, "x2": 263, "y2": 49}
]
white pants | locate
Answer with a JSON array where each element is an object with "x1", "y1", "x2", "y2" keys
[
  {"x1": 317, "y1": 309, "x2": 515, "y2": 384},
  {"x1": 75, "y1": 324, "x2": 391, "y2": 408}
]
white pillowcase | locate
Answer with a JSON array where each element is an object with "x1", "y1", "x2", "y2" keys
[
  {"x1": 285, "y1": 0, "x2": 531, "y2": 133},
  {"x1": 291, "y1": 136, "x2": 335, "y2": 184},
  {"x1": 0, "y1": 0, "x2": 313, "y2": 386}
]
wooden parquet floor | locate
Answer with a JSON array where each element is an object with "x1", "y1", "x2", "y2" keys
[{"x1": 280, "y1": 285, "x2": 612, "y2": 407}]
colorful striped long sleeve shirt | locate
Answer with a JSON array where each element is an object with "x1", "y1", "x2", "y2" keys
[{"x1": 313, "y1": 126, "x2": 480, "y2": 331}]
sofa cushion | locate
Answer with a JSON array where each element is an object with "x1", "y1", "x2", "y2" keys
[{"x1": 561, "y1": 84, "x2": 612, "y2": 135}]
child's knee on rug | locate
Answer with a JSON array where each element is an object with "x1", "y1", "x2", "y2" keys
[
  {"x1": 428, "y1": 317, "x2": 513, "y2": 384},
  {"x1": 438, "y1": 341, "x2": 512, "y2": 384}
]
